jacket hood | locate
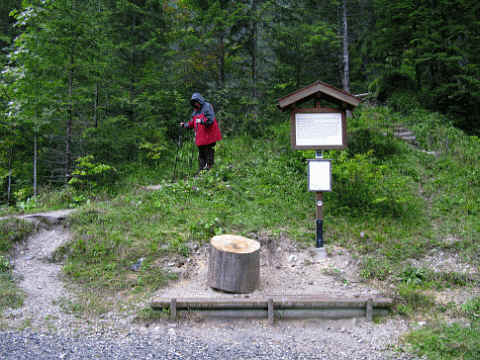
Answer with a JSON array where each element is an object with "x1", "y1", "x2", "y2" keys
[{"x1": 191, "y1": 93, "x2": 205, "y2": 106}]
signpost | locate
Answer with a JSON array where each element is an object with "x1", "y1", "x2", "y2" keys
[{"x1": 277, "y1": 80, "x2": 360, "y2": 251}]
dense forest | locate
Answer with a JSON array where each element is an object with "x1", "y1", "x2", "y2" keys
[{"x1": 1, "y1": 0, "x2": 479, "y2": 204}]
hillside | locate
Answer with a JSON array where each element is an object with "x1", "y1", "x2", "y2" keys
[{"x1": 1, "y1": 104, "x2": 479, "y2": 359}]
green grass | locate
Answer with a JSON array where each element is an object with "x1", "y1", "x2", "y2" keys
[
  {"x1": 0, "y1": 218, "x2": 35, "y2": 311},
  {"x1": 0, "y1": 273, "x2": 24, "y2": 311},
  {"x1": 405, "y1": 297, "x2": 480, "y2": 360}
]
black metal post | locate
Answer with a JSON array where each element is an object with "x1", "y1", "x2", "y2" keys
[{"x1": 316, "y1": 219, "x2": 323, "y2": 248}]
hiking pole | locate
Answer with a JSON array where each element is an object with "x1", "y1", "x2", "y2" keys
[{"x1": 172, "y1": 125, "x2": 183, "y2": 181}]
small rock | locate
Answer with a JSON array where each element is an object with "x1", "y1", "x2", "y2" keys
[
  {"x1": 130, "y1": 257, "x2": 145, "y2": 272},
  {"x1": 288, "y1": 255, "x2": 297, "y2": 263}
]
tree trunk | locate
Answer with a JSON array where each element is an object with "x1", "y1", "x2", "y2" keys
[
  {"x1": 7, "y1": 146, "x2": 13, "y2": 204},
  {"x1": 342, "y1": 0, "x2": 350, "y2": 93},
  {"x1": 218, "y1": 32, "x2": 225, "y2": 89},
  {"x1": 129, "y1": 12, "x2": 136, "y2": 123},
  {"x1": 33, "y1": 131, "x2": 37, "y2": 197},
  {"x1": 208, "y1": 235, "x2": 260, "y2": 293},
  {"x1": 66, "y1": 52, "x2": 74, "y2": 182},
  {"x1": 94, "y1": 82, "x2": 99, "y2": 128}
]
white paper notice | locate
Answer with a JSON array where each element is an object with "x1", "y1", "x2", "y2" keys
[
  {"x1": 295, "y1": 113, "x2": 342, "y2": 146},
  {"x1": 308, "y1": 160, "x2": 331, "y2": 192}
]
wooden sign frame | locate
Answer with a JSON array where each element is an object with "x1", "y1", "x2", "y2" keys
[
  {"x1": 307, "y1": 159, "x2": 332, "y2": 192},
  {"x1": 290, "y1": 108, "x2": 347, "y2": 150}
]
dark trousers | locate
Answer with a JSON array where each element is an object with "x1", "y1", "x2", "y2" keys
[{"x1": 198, "y1": 143, "x2": 215, "y2": 170}]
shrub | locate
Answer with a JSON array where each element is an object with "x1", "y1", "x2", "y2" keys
[
  {"x1": 68, "y1": 155, "x2": 117, "y2": 194},
  {"x1": 347, "y1": 128, "x2": 401, "y2": 160},
  {"x1": 328, "y1": 150, "x2": 420, "y2": 218}
]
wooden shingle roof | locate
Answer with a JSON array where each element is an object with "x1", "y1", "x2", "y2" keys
[{"x1": 277, "y1": 80, "x2": 360, "y2": 110}]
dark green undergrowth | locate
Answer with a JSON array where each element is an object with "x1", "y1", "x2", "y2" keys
[{"x1": 0, "y1": 218, "x2": 35, "y2": 311}]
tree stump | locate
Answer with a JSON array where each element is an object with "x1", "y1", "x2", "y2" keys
[{"x1": 207, "y1": 235, "x2": 260, "y2": 293}]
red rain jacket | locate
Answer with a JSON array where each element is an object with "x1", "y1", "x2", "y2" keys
[{"x1": 186, "y1": 112, "x2": 222, "y2": 146}]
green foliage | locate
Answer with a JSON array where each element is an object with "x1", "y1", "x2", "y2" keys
[
  {"x1": 0, "y1": 218, "x2": 35, "y2": 252},
  {"x1": 373, "y1": 71, "x2": 417, "y2": 104},
  {"x1": 328, "y1": 150, "x2": 420, "y2": 218},
  {"x1": 405, "y1": 297, "x2": 480, "y2": 359},
  {"x1": 0, "y1": 218, "x2": 33, "y2": 311},
  {"x1": 462, "y1": 297, "x2": 480, "y2": 322},
  {"x1": 360, "y1": 256, "x2": 392, "y2": 281},
  {"x1": 396, "y1": 283, "x2": 435, "y2": 316},
  {"x1": 406, "y1": 322, "x2": 480, "y2": 360},
  {"x1": 135, "y1": 307, "x2": 169, "y2": 322},
  {"x1": 371, "y1": 0, "x2": 480, "y2": 133},
  {"x1": 0, "y1": 255, "x2": 10, "y2": 273},
  {"x1": 68, "y1": 155, "x2": 117, "y2": 194},
  {"x1": 347, "y1": 128, "x2": 401, "y2": 159},
  {"x1": 0, "y1": 272, "x2": 24, "y2": 311}
]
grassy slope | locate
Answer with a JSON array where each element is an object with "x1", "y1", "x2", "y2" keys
[
  {"x1": 2, "y1": 104, "x2": 479, "y2": 358},
  {"x1": 0, "y1": 219, "x2": 35, "y2": 314}
]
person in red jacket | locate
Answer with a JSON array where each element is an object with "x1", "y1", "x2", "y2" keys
[{"x1": 180, "y1": 93, "x2": 222, "y2": 171}]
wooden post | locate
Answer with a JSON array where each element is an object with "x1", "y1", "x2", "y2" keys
[
  {"x1": 366, "y1": 298, "x2": 373, "y2": 322},
  {"x1": 268, "y1": 298, "x2": 274, "y2": 325},
  {"x1": 170, "y1": 298, "x2": 177, "y2": 321}
]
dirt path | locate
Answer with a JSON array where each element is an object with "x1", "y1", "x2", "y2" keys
[{"x1": 2, "y1": 210, "x2": 87, "y2": 333}]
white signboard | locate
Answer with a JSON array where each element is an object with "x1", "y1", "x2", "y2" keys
[
  {"x1": 308, "y1": 159, "x2": 332, "y2": 192},
  {"x1": 295, "y1": 112, "x2": 342, "y2": 147},
  {"x1": 291, "y1": 109, "x2": 346, "y2": 149}
]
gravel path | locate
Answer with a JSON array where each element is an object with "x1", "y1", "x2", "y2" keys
[
  {"x1": 4, "y1": 221, "x2": 86, "y2": 332},
  {"x1": 0, "y1": 319, "x2": 416, "y2": 360}
]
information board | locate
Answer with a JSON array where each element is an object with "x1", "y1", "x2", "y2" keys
[
  {"x1": 291, "y1": 108, "x2": 346, "y2": 150},
  {"x1": 308, "y1": 159, "x2": 332, "y2": 192}
]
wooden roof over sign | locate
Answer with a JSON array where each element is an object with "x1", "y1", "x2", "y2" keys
[{"x1": 277, "y1": 80, "x2": 361, "y2": 111}]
